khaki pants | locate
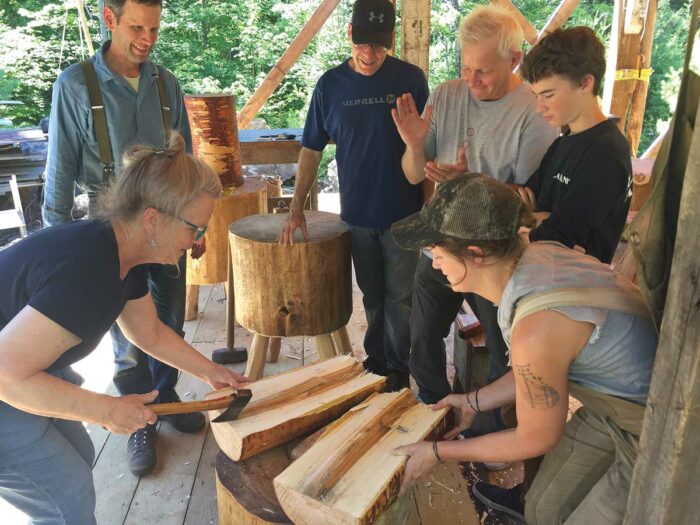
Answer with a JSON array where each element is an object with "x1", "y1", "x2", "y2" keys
[{"x1": 525, "y1": 406, "x2": 640, "y2": 525}]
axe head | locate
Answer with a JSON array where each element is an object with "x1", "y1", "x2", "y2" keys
[{"x1": 211, "y1": 389, "x2": 253, "y2": 423}]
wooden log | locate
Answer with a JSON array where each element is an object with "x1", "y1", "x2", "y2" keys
[
  {"x1": 187, "y1": 178, "x2": 267, "y2": 285},
  {"x1": 237, "y1": 0, "x2": 341, "y2": 129},
  {"x1": 315, "y1": 334, "x2": 337, "y2": 360},
  {"x1": 400, "y1": 0, "x2": 431, "y2": 77},
  {"x1": 229, "y1": 211, "x2": 352, "y2": 337},
  {"x1": 331, "y1": 326, "x2": 353, "y2": 356},
  {"x1": 208, "y1": 356, "x2": 386, "y2": 461},
  {"x1": 185, "y1": 93, "x2": 244, "y2": 188},
  {"x1": 274, "y1": 390, "x2": 450, "y2": 525}
]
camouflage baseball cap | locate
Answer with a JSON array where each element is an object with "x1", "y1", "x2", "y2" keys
[{"x1": 391, "y1": 173, "x2": 525, "y2": 250}]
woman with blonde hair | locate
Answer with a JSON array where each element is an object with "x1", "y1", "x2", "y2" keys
[
  {"x1": 392, "y1": 173, "x2": 657, "y2": 524},
  {"x1": 0, "y1": 132, "x2": 249, "y2": 524}
]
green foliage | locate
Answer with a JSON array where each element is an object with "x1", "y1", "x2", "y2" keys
[{"x1": 0, "y1": 0, "x2": 692, "y2": 155}]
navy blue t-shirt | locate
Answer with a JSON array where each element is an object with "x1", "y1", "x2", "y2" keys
[
  {"x1": 0, "y1": 220, "x2": 148, "y2": 371},
  {"x1": 302, "y1": 55, "x2": 429, "y2": 228}
]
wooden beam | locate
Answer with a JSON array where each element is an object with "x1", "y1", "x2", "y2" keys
[
  {"x1": 624, "y1": 87, "x2": 700, "y2": 524},
  {"x1": 491, "y1": 0, "x2": 538, "y2": 45},
  {"x1": 602, "y1": 0, "x2": 658, "y2": 155},
  {"x1": 640, "y1": 127, "x2": 667, "y2": 160},
  {"x1": 237, "y1": 0, "x2": 340, "y2": 129},
  {"x1": 76, "y1": 0, "x2": 95, "y2": 56},
  {"x1": 400, "y1": 0, "x2": 431, "y2": 77},
  {"x1": 535, "y1": 0, "x2": 580, "y2": 43}
]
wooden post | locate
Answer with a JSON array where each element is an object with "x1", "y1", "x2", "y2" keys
[
  {"x1": 400, "y1": 0, "x2": 431, "y2": 77},
  {"x1": 624, "y1": 94, "x2": 700, "y2": 525},
  {"x1": 237, "y1": 0, "x2": 341, "y2": 129},
  {"x1": 602, "y1": 0, "x2": 658, "y2": 155},
  {"x1": 315, "y1": 334, "x2": 336, "y2": 360}
]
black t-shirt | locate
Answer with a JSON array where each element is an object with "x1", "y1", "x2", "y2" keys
[
  {"x1": 526, "y1": 119, "x2": 632, "y2": 263},
  {"x1": 0, "y1": 220, "x2": 148, "y2": 370}
]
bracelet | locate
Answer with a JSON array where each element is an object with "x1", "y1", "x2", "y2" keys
[
  {"x1": 474, "y1": 386, "x2": 482, "y2": 413},
  {"x1": 432, "y1": 440, "x2": 443, "y2": 463},
  {"x1": 465, "y1": 390, "x2": 481, "y2": 413}
]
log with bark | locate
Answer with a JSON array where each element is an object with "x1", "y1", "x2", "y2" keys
[
  {"x1": 273, "y1": 390, "x2": 450, "y2": 525},
  {"x1": 207, "y1": 355, "x2": 386, "y2": 461}
]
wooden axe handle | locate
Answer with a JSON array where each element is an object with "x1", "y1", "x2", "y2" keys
[{"x1": 150, "y1": 394, "x2": 235, "y2": 416}]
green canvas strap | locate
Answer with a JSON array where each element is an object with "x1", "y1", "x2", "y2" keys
[
  {"x1": 512, "y1": 287, "x2": 653, "y2": 330},
  {"x1": 80, "y1": 60, "x2": 114, "y2": 184},
  {"x1": 154, "y1": 69, "x2": 171, "y2": 140}
]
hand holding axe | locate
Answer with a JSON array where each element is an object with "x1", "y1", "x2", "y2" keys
[{"x1": 149, "y1": 389, "x2": 252, "y2": 423}]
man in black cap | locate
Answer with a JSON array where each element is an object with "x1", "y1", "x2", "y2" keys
[{"x1": 279, "y1": 0, "x2": 429, "y2": 391}]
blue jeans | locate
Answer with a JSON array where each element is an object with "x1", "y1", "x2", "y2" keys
[
  {"x1": 347, "y1": 225, "x2": 418, "y2": 373},
  {"x1": 111, "y1": 257, "x2": 185, "y2": 402},
  {"x1": 0, "y1": 369, "x2": 96, "y2": 524}
]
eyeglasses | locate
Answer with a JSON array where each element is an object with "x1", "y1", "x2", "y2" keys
[
  {"x1": 352, "y1": 42, "x2": 387, "y2": 53},
  {"x1": 173, "y1": 214, "x2": 209, "y2": 240}
]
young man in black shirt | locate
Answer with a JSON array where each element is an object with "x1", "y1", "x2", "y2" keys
[
  {"x1": 472, "y1": 27, "x2": 633, "y2": 521},
  {"x1": 516, "y1": 26, "x2": 632, "y2": 265}
]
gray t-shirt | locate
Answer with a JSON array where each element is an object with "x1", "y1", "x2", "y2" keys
[
  {"x1": 424, "y1": 80, "x2": 558, "y2": 184},
  {"x1": 497, "y1": 242, "x2": 657, "y2": 404}
]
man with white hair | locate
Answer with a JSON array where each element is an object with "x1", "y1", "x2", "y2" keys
[{"x1": 393, "y1": 5, "x2": 557, "y2": 416}]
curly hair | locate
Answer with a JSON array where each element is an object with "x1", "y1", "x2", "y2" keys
[{"x1": 521, "y1": 27, "x2": 606, "y2": 95}]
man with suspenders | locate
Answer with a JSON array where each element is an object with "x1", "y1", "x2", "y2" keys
[{"x1": 42, "y1": 0, "x2": 201, "y2": 477}]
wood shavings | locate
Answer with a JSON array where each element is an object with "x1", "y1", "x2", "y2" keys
[{"x1": 429, "y1": 474, "x2": 456, "y2": 494}]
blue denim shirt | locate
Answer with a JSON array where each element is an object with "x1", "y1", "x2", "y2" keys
[{"x1": 42, "y1": 41, "x2": 192, "y2": 226}]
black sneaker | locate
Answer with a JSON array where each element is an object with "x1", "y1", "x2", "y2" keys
[
  {"x1": 386, "y1": 369, "x2": 410, "y2": 392},
  {"x1": 362, "y1": 356, "x2": 388, "y2": 376},
  {"x1": 472, "y1": 481, "x2": 525, "y2": 522},
  {"x1": 158, "y1": 393, "x2": 206, "y2": 433},
  {"x1": 127, "y1": 423, "x2": 157, "y2": 476}
]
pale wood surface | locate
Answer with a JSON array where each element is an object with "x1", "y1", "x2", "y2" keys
[
  {"x1": 274, "y1": 391, "x2": 449, "y2": 525},
  {"x1": 491, "y1": 0, "x2": 538, "y2": 43},
  {"x1": 208, "y1": 356, "x2": 386, "y2": 461}
]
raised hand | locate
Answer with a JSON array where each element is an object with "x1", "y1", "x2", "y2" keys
[
  {"x1": 391, "y1": 93, "x2": 434, "y2": 149},
  {"x1": 424, "y1": 146, "x2": 468, "y2": 184}
]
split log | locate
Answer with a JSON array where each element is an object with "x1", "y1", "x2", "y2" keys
[
  {"x1": 274, "y1": 390, "x2": 450, "y2": 525},
  {"x1": 208, "y1": 355, "x2": 386, "y2": 461},
  {"x1": 229, "y1": 211, "x2": 352, "y2": 337}
]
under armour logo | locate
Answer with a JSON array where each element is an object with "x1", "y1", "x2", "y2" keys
[{"x1": 369, "y1": 11, "x2": 384, "y2": 23}]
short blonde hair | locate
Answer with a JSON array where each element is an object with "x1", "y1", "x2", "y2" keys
[
  {"x1": 459, "y1": 5, "x2": 524, "y2": 59},
  {"x1": 98, "y1": 131, "x2": 222, "y2": 222}
]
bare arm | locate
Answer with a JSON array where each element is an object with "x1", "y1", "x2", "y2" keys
[
  {"x1": 278, "y1": 146, "x2": 323, "y2": 245},
  {"x1": 0, "y1": 306, "x2": 158, "y2": 434},
  {"x1": 117, "y1": 294, "x2": 250, "y2": 390},
  {"x1": 396, "y1": 310, "x2": 593, "y2": 492}
]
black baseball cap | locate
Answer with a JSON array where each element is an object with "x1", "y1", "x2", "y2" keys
[
  {"x1": 351, "y1": 0, "x2": 395, "y2": 49},
  {"x1": 391, "y1": 173, "x2": 526, "y2": 250}
]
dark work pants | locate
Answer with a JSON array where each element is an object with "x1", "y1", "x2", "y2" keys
[
  {"x1": 111, "y1": 256, "x2": 186, "y2": 403},
  {"x1": 348, "y1": 225, "x2": 418, "y2": 373},
  {"x1": 410, "y1": 253, "x2": 511, "y2": 405}
]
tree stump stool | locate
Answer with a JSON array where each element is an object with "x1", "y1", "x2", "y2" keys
[{"x1": 229, "y1": 211, "x2": 353, "y2": 379}]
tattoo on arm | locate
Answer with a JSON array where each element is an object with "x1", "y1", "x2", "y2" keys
[{"x1": 515, "y1": 364, "x2": 561, "y2": 409}]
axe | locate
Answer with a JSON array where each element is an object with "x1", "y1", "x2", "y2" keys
[{"x1": 149, "y1": 389, "x2": 252, "y2": 423}]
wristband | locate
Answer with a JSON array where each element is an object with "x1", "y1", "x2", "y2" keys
[
  {"x1": 465, "y1": 391, "x2": 481, "y2": 413},
  {"x1": 432, "y1": 440, "x2": 443, "y2": 463},
  {"x1": 474, "y1": 386, "x2": 482, "y2": 413}
]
